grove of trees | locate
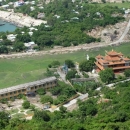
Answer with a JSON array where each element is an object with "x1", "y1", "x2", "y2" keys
[
  {"x1": 1, "y1": 80, "x2": 130, "y2": 130},
  {"x1": 79, "y1": 57, "x2": 95, "y2": 72},
  {"x1": 0, "y1": 0, "x2": 125, "y2": 54},
  {"x1": 99, "y1": 68, "x2": 115, "y2": 83}
]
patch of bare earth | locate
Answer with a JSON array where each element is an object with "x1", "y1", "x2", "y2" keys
[{"x1": 86, "y1": 20, "x2": 129, "y2": 43}]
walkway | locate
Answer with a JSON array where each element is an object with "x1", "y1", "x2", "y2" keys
[
  {"x1": 48, "y1": 93, "x2": 88, "y2": 112},
  {"x1": 106, "y1": 78, "x2": 130, "y2": 88}
]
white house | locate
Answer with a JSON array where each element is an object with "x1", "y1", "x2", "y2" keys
[
  {"x1": 30, "y1": 1, "x2": 35, "y2": 5},
  {"x1": 24, "y1": 41, "x2": 37, "y2": 51},
  {"x1": 2, "y1": 4, "x2": 9, "y2": 9},
  {"x1": 54, "y1": 15, "x2": 60, "y2": 19},
  {"x1": 30, "y1": 6, "x2": 35, "y2": 11},
  {"x1": 28, "y1": 31, "x2": 33, "y2": 36},
  {"x1": 7, "y1": 34, "x2": 17, "y2": 42}
]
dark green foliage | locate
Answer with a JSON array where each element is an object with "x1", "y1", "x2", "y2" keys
[
  {"x1": 51, "y1": 86, "x2": 61, "y2": 95},
  {"x1": 0, "y1": 98, "x2": 7, "y2": 104},
  {"x1": 99, "y1": 68, "x2": 115, "y2": 83},
  {"x1": 59, "y1": 106, "x2": 67, "y2": 113},
  {"x1": 2, "y1": 34, "x2": 7, "y2": 40},
  {"x1": 73, "y1": 81, "x2": 101, "y2": 94},
  {"x1": 79, "y1": 58, "x2": 95, "y2": 72},
  {"x1": 53, "y1": 99, "x2": 60, "y2": 105},
  {"x1": 13, "y1": 42, "x2": 25, "y2": 52},
  {"x1": 79, "y1": 99, "x2": 97, "y2": 117},
  {"x1": 50, "y1": 61, "x2": 60, "y2": 68},
  {"x1": 50, "y1": 81, "x2": 76, "y2": 104},
  {"x1": 33, "y1": 110, "x2": 50, "y2": 121},
  {"x1": 66, "y1": 70, "x2": 77, "y2": 80},
  {"x1": 82, "y1": 72, "x2": 89, "y2": 78},
  {"x1": 16, "y1": 34, "x2": 31, "y2": 43},
  {"x1": 30, "y1": 104, "x2": 35, "y2": 111},
  {"x1": 17, "y1": 94, "x2": 24, "y2": 99},
  {"x1": 36, "y1": 88, "x2": 46, "y2": 95},
  {"x1": 0, "y1": 2, "x2": 125, "y2": 54},
  {"x1": 3, "y1": 40, "x2": 12, "y2": 46},
  {"x1": 40, "y1": 95, "x2": 53, "y2": 104},
  {"x1": 124, "y1": 69, "x2": 130, "y2": 77},
  {"x1": 0, "y1": 45, "x2": 8, "y2": 54},
  {"x1": 22, "y1": 100, "x2": 30, "y2": 109},
  {"x1": 0, "y1": 111, "x2": 9, "y2": 129},
  {"x1": 2, "y1": 81, "x2": 130, "y2": 130},
  {"x1": 10, "y1": 2, "x2": 124, "y2": 50},
  {"x1": 65, "y1": 59, "x2": 75, "y2": 68}
]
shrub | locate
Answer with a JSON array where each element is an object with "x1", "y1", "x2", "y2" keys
[
  {"x1": 37, "y1": 88, "x2": 46, "y2": 95},
  {"x1": 40, "y1": 95, "x2": 53, "y2": 104},
  {"x1": 124, "y1": 69, "x2": 130, "y2": 77},
  {"x1": 22, "y1": 100, "x2": 30, "y2": 109}
]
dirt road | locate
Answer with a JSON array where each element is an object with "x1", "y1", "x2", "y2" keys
[{"x1": 0, "y1": 19, "x2": 130, "y2": 59}]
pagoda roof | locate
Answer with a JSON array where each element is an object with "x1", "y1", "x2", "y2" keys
[
  {"x1": 95, "y1": 62, "x2": 104, "y2": 70},
  {"x1": 109, "y1": 61, "x2": 125, "y2": 65},
  {"x1": 98, "y1": 59, "x2": 108, "y2": 64},
  {"x1": 96, "y1": 54, "x2": 103, "y2": 59},
  {"x1": 107, "y1": 50, "x2": 122, "y2": 56},
  {"x1": 123, "y1": 57, "x2": 130, "y2": 61}
]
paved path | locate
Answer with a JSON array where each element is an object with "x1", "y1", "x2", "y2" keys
[
  {"x1": 50, "y1": 93, "x2": 88, "y2": 112},
  {"x1": 110, "y1": 19, "x2": 130, "y2": 45},
  {"x1": 106, "y1": 78, "x2": 130, "y2": 88}
]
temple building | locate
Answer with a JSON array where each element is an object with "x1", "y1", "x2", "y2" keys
[{"x1": 95, "y1": 50, "x2": 130, "y2": 73}]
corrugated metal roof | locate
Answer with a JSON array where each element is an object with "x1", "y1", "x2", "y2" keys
[{"x1": 0, "y1": 77, "x2": 56, "y2": 95}]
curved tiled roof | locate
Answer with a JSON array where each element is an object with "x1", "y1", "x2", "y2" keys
[
  {"x1": 96, "y1": 54, "x2": 103, "y2": 59},
  {"x1": 107, "y1": 50, "x2": 122, "y2": 56}
]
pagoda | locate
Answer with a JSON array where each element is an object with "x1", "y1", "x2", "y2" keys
[{"x1": 95, "y1": 50, "x2": 130, "y2": 73}]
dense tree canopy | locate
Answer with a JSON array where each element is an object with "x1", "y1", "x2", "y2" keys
[
  {"x1": 22, "y1": 100, "x2": 30, "y2": 109},
  {"x1": 2, "y1": 80, "x2": 130, "y2": 130},
  {"x1": 5, "y1": 1, "x2": 124, "y2": 50},
  {"x1": 65, "y1": 59, "x2": 75, "y2": 68},
  {"x1": 99, "y1": 68, "x2": 115, "y2": 83},
  {"x1": 40, "y1": 95, "x2": 53, "y2": 104},
  {"x1": 124, "y1": 69, "x2": 130, "y2": 77},
  {"x1": 79, "y1": 58, "x2": 95, "y2": 72},
  {"x1": 36, "y1": 88, "x2": 46, "y2": 95},
  {"x1": 66, "y1": 70, "x2": 77, "y2": 80},
  {"x1": 0, "y1": 111, "x2": 9, "y2": 130}
]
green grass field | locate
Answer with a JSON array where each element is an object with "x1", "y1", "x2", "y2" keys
[
  {"x1": 0, "y1": 42, "x2": 130, "y2": 89},
  {"x1": 99, "y1": 2, "x2": 130, "y2": 8}
]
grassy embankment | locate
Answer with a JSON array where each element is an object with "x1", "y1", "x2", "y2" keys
[
  {"x1": 0, "y1": 42, "x2": 130, "y2": 89},
  {"x1": 99, "y1": 2, "x2": 130, "y2": 8}
]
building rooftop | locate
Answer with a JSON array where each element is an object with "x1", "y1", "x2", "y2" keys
[
  {"x1": 0, "y1": 77, "x2": 56, "y2": 95},
  {"x1": 96, "y1": 54, "x2": 103, "y2": 59},
  {"x1": 106, "y1": 50, "x2": 123, "y2": 56},
  {"x1": 96, "y1": 50, "x2": 130, "y2": 65}
]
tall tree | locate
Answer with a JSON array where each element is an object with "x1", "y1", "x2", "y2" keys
[
  {"x1": 65, "y1": 59, "x2": 75, "y2": 68},
  {"x1": 99, "y1": 68, "x2": 115, "y2": 83},
  {"x1": 0, "y1": 111, "x2": 9, "y2": 129}
]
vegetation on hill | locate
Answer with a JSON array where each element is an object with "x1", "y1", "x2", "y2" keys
[
  {"x1": 30, "y1": 2, "x2": 124, "y2": 48},
  {"x1": 0, "y1": 0, "x2": 125, "y2": 52},
  {"x1": 1, "y1": 80, "x2": 130, "y2": 130}
]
